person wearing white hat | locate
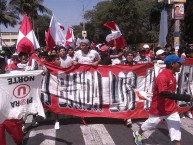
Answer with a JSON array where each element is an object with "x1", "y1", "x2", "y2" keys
[
  {"x1": 143, "y1": 44, "x2": 153, "y2": 58},
  {"x1": 73, "y1": 39, "x2": 101, "y2": 66},
  {"x1": 156, "y1": 49, "x2": 166, "y2": 61}
]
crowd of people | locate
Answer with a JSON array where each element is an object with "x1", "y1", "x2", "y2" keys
[{"x1": 1, "y1": 39, "x2": 193, "y2": 145}]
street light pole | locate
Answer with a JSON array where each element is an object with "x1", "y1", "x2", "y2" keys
[{"x1": 0, "y1": 26, "x2": 2, "y2": 51}]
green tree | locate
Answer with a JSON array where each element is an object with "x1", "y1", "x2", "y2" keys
[
  {"x1": 34, "y1": 14, "x2": 51, "y2": 47},
  {"x1": 0, "y1": 0, "x2": 19, "y2": 27},
  {"x1": 182, "y1": 1, "x2": 193, "y2": 44},
  {"x1": 73, "y1": 0, "x2": 163, "y2": 46},
  {"x1": 8, "y1": 0, "x2": 52, "y2": 28}
]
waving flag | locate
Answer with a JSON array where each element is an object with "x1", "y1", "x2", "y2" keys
[
  {"x1": 58, "y1": 22, "x2": 65, "y2": 30},
  {"x1": 16, "y1": 14, "x2": 40, "y2": 54},
  {"x1": 104, "y1": 21, "x2": 125, "y2": 49},
  {"x1": 104, "y1": 21, "x2": 120, "y2": 32},
  {"x1": 45, "y1": 15, "x2": 65, "y2": 51},
  {"x1": 65, "y1": 27, "x2": 75, "y2": 48}
]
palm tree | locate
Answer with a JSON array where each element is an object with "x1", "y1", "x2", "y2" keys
[
  {"x1": 8, "y1": 0, "x2": 52, "y2": 28},
  {"x1": 0, "y1": 0, "x2": 19, "y2": 27}
]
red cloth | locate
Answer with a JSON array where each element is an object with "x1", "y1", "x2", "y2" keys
[
  {"x1": 149, "y1": 69, "x2": 178, "y2": 116},
  {"x1": 0, "y1": 119, "x2": 24, "y2": 145},
  {"x1": 5, "y1": 63, "x2": 18, "y2": 71}
]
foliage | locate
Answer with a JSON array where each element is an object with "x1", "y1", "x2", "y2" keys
[
  {"x1": 0, "y1": 0, "x2": 19, "y2": 27},
  {"x1": 8, "y1": 0, "x2": 52, "y2": 27},
  {"x1": 73, "y1": 0, "x2": 193, "y2": 47},
  {"x1": 34, "y1": 14, "x2": 51, "y2": 47}
]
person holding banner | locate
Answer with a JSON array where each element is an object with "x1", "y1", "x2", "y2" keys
[
  {"x1": 47, "y1": 54, "x2": 61, "y2": 129},
  {"x1": 0, "y1": 57, "x2": 24, "y2": 145},
  {"x1": 58, "y1": 46, "x2": 72, "y2": 68},
  {"x1": 133, "y1": 54, "x2": 193, "y2": 145},
  {"x1": 73, "y1": 39, "x2": 101, "y2": 66}
]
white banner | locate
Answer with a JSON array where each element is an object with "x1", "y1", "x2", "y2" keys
[{"x1": 0, "y1": 70, "x2": 45, "y2": 123}]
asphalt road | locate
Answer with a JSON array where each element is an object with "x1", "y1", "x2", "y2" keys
[{"x1": 5, "y1": 114, "x2": 193, "y2": 145}]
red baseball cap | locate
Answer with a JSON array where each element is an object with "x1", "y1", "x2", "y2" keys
[{"x1": 99, "y1": 45, "x2": 108, "y2": 52}]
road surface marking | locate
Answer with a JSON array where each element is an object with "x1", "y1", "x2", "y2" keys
[
  {"x1": 80, "y1": 124, "x2": 116, "y2": 145},
  {"x1": 27, "y1": 128, "x2": 56, "y2": 145}
]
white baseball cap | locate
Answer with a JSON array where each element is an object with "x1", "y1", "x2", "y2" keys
[
  {"x1": 156, "y1": 49, "x2": 165, "y2": 56},
  {"x1": 143, "y1": 44, "x2": 150, "y2": 49},
  {"x1": 80, "y1": 39, "x2": 90, "y2": 45}
]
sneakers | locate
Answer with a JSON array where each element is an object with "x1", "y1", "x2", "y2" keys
[
  {"x1": 184, "y1": 111, "x2": 193, "y2": 119},
  {"x1": 126, "y1": 119, "x2": 132, "y2": 127},
  {"x1": 32, "y1": 118, "x2": 39, "y2": 127},
  {"x1": 22, "y1": 125, "x2": 28, "y2": 134},
  {"x1": 54, "y1": 121, "x2": 60, "y2": 130},
  {"x1": 133, "y1": 131, "x2": 142, "y2": 145}
]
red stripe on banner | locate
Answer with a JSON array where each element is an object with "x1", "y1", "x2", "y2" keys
[{"x1": 42, "y1": 61, "x2": 193, "y2": 120}]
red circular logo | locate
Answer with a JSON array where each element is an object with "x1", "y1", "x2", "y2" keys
[{"x1": 13, "y1": 84, "x2": 31, "y2": 98}]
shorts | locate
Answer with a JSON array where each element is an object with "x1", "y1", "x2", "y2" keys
[{"x1": 141, "y1": 112, "x2": 181, "y2": 141}]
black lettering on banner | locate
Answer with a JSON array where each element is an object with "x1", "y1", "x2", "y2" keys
[
  {"x1": 15, "y1": 101, "x2": 20, "y2": 106},
  {"x1": 178, "y1": 65, "x2": 193, "y2": 95},
  {"x1": 80, "y1": 72, "x2": 86, "y2": 109},
  {"x1": 41, "y1": 71, "x2": 51, "y2": 106},
  {"x1": 7, "y1": 76, "x2": 36, "y2": 85},
  {"x1": 27, "y1": 97, "x2": 33, "y2": 104},
  {"x1": 7, "y1": 78, "x2": 12, "y2": 85},
  {"x1": 29, "y1": 76, "x2": 35, "y2": 81},
  {"x1": 10, "y1": 102, "x2": 15, "y2": 108},
  {"x1": 57, "y1": 71, "x2": 103, "y2": 111},
  {"x1": 109, "y1": 72, "x2": 119, "y2": 106},
  {"x1": 177, "y1": 65, "x2": 193, "y2": 106},
  {"x1": 18, "y1": 77, "x2": 23, "y2": 83},
  {"x1": 57, "y1": 72, "x2": 69, "y2": 107},
  {"x1": 10, "y1": 97, "x2": 33, "y2": 108},
  {"x1": 84, "y1": 71, "x2": 93, "y2": 110},
  {"x1": 109, "y1": 71, "x2": 137, "y2": 112},
  {"x1": 92, "y1": 71, "x2": 103, "y2": 111},
  {"x1": 117, "y1": 72, "x2": 127, "y2": 111},
  {"x1": 143, "y1": 68, "x2": 154, "y2": 110},
  {"x1": 126, "y1": 72, "x2": 136, "y2": 110}
]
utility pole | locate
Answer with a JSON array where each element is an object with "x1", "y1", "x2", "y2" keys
[
  {"x1": 172, "y1": 0, "x2": 186, "y2": 54},
  {"x1": 82, "y1": 4, "x2": 87, "y2": 39},
  {"x1": 0, "y1": 0, "x2": 2, "y2": 51},
  {"x1": 158, "y1": 0, "x2": 186, "y2": 54},
  {"x1": 0, "y1": 27, "x2": 2, "y2": 51}
]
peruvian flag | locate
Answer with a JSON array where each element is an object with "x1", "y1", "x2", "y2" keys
[
  {"x1": 16, "y1": 13, "x2": 40, "y2": 54},
  {"x1": 58, "y1": 22, "x2": 65, "y2": 30},
  {"x1": 45, "y1": 15, "x2": 65, "y2": 51},
  {"x1": 104, "y1": 21, "x2": 125, "y2": 49},
  {"x1": 65, "y1": 27, "x2": 75, "y2": 48}
]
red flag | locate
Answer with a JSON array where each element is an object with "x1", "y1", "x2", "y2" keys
[
  {"x1": 103, "y1": 21, "x2": 120, "y2": 32},
  {"x1": 16, "y1": 13, "x2": 40, "y2": 54},
  {"x1": 104, "y1": 21, "x2": 125, "y2": 49},
  {"x1": 45, "y1": 15, "x2": 65, "y2": 51},
  {"x1": 65, "y1": 27, "x2": 75, "y2": 48},
  {"x1": 58, "y1": 22, "x2": 65, "y2": 30}
]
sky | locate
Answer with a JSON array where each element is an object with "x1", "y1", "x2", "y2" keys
[{"x1": 1, "y1": 0, "x2": 104, "y2": 32}]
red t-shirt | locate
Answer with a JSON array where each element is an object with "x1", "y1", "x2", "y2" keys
[{"x1": 149, "y1": 68, "x2": 178, "y2": 116}]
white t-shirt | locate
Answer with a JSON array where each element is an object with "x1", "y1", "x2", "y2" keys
[
  {"x1": 73, "y1": 49, "x2": 100, "y2": 64},
  {"x1": 60, "y1": 55, "x2": 72, "y2": 68}
]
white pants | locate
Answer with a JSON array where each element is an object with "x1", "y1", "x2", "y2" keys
[{"x1": 141, "y1": 112, "x2": 181, "y2": 141}]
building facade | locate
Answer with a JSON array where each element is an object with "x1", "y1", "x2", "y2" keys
[{"x1": 0, "y1": 32, "x2": 18, "y2": 50}]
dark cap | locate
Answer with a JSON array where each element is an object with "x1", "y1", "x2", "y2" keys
[
  {"x1": 125, "y1": 50, "x2": 134, "y2": 56},
  {"x1": 164, "y1": 54, "x2": 185, "y2": 65}
]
